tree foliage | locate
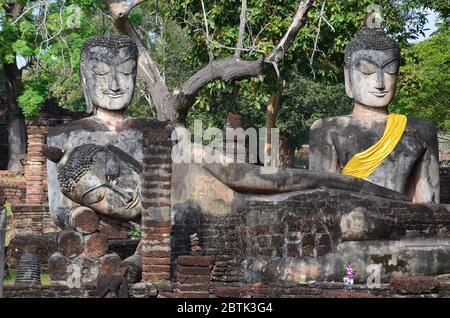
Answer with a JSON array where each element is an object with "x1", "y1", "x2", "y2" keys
[
  {"x1": 391, "y1": 26, "x2": 450, "y2": 133},
  {"x1": 0, "y1": 0, "x2": 448, "y2": 136}
]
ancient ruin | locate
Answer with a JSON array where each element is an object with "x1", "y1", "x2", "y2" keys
[{"x1": 1, "y1": 28, "x2": 449, "y2": 299}]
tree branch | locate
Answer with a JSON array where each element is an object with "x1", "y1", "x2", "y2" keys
[
  {"x1": 235, "y1": 0, "x2": 247, "y2": 58},
  {"x1": 104, "y1": 0, "x2": 315, "y2": 124},
  {"x1": 266, "y1": 0, "x2": 315, "y2": 64},
  {"x1": 200, "y1": 0, "x2": 214, "y2": 61},
  {"x1": 177, "y1": 0, "x2": 315, "y2": 112}
]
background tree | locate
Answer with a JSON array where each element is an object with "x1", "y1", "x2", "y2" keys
[
  {"x1": 1, "y1": 0, "x2": 448, "y2": 170},
  {"x1": 0, "y1": 1, "x2": 26, "y2": 171},
  {"x1": 391, "y1": 25, "x2": 450, "y2": 133}
]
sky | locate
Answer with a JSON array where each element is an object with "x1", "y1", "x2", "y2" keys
[{"x1": 409, "y1": 9, "x2": 439, "y2": 43}]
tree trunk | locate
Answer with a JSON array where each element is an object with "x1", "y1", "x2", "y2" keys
[
  {"x1": 264, "y1": 80, "x2": 286, "y2": 167},
  {"x1": 4, "y1": 63, "x2": 26, "y2": 172},
  {"x1": 102, "y1": 0, "x2": 315, "y2": 124}
]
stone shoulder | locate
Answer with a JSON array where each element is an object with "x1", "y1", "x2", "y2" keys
[{"x1": 310, "y1": 115, "x2": 353, "y2": 132}]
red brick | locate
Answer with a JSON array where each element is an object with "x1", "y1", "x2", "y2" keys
[
  {"x1": 177, "y1": 256, "x2": 211, "y2": 267},
  {"x1": 142, "y1": 272, "x2": 171, "y2": 281},
  {"x1": 142, "y1": 201, "x2": 171, "y2": 209},
  {"x1": 271, "y1": 235, "x2": 284, "y2": 247},
  {"x1": 142, "y1": 251, "x2": 171, "y2": 258},
  {"x1": 142, "y1": 257, "x2": 171, "y2": 266},
  {"x1": 142, "y1": 226, "x2": 171, "y2": 234},
  {"x1": 143, "y1": 220, "x2": 171, "y2": 228},
  {"x1": 143, "y1": 175, "x2": 171, "y2": 182},
  {"x1": 141, "y1": 192, "x2": 171, "y2": 199},
  {"x1": 175, "y1": 282, "x2": 210, "y2": 291},
  {"x1": 256, "y1": 236, "x2": 268, "y2": 248},
  {"x1": 254, "y1": 225, "x2": 270, "y2": 235},
  {"x1": 177, "y1": 265, "x2": 211, "y2": 276},
  {"x1": 143, "y1": 129, "x2": 173, "y2": 138},
  {"x1": 214, "y1": 286, "x2": 251, "y2": 298},
  {"x1": 143, "y1": 157, "x2": 172, "y2": 165},
  {"x1": 143, "y1": 265, "x2": 171, "y2": 273},
  {"x1": 176, "y1": 275, "x2": 211, "y2": 284},
  {"x1": 143, "y1": 234, "x2": 169, "y2": 241},
  {"x1": 175, "y1": 290, "x2": 209, "y2": 298}
]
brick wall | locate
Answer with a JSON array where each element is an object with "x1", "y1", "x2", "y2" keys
[
  {"x1": 12, "y1": 205, "x2": 58, "y2": 235},
  {"x1": 3, "y1": 284, "x2": 97, "y2": 298},
  {"x1": 171, "y1": 206, "x2": 246, "y2": 287},
  {"x1": 4, "y1": 275, "x2": 450, "y2": 298},
  {"x1": 440, "y1": 168, "x2": 450, "y2": 204},
  {"x1": 140, "y1": 123, "x2": 173, "y2": 282},
  {"x1": 6, "y1": 233, "x2": 58, "y2": 272},
  {"x1": 0, "y1": 171, "x2": 26, "y2": 205}
]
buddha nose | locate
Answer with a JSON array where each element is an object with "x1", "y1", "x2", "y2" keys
[
  {"x1": 109, "y1": 71, "x2": 121, "y2": 92},
  {"x1": 375, "y1": 71, "x2": 385, "y2": 91}
]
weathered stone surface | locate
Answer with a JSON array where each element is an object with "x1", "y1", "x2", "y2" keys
[
  {"x1": 84, "y1": 233, "x2": 108, "y2": 259},
  {"x1": 72, "y1": 255, "x2": 99, "y2": 283},
  {"x1": 177, "y1": 256, "x2": 211, "y2": 267},
  {"x1": 214, "y1": 286, "x2": 250, "y2": 298},
  {"x1": 340, "y1": 207, "x2": 402, "y2": 241},
  {"x1": 176, "y1": 265, "x2": 211, "y2": 276},
  {"x1": 48, "y1": 252, "x2": 70, "y2": 281},
  {"x1": 99, "y1": 253, "x2": 122, "y2": 276},
  {"x1": 390, "y1": 276, "x2": 439, "y2": 294},
  {"x1": 69, "y1": 206, "x2": 99, "y2": 234},
  {"x1": 175, "y1": 290, "x2": 209, "y2": 298},
  {"x1": 176, "y1": 274, "x2": 211, "y2": 284},
  {"x1": 58, "y1": 230, "x2": 84, "y2": 258},
  {"x1": 129, "y1": 282, "x2": 158, "y2": 298},
  {"x1": 98, "y1": 218, "x2": 130, "y2": 239}
]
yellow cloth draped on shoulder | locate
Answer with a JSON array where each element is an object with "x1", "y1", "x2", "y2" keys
[{"x1": 342, "y1": 114, "x2": 407, "y2": 179}]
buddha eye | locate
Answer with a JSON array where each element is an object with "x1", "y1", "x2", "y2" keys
[
  {"x1": 92, "y1": 62, "x2": 111, "y2": 76},
  {"x1": 355, "y1": 60, "x2": 377, "y2": 75},
  {"x1": 117, "y1": 60, "x2": 136, "y2": 75},
  {"x1": 384, "y1": 60, "x2": 399, "y2": 75},
  {"x1": 82, "y1": 187, "x2": 106, "y2": 205}
]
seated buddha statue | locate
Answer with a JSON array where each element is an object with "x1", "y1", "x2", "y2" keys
[
  {"x1": 46, "y1": 35, "x2": 151, "y2": 228},
  {"x1": 309, "y1": 27, "x2": 440, "y2": 203}
]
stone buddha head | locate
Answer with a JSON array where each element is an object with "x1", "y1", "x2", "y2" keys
[
  {"x1": 51, "y1": 144, "x2": 142, "y2": 220},
  {"x1": 80, "y1": 35, "x2": 138, "y2": 114},
  {"x1": 344, "y1": 27, "x2": 400, "y2": 108}
]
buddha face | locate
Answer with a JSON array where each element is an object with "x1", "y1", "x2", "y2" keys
[
  {"x1": 57, "y1": 144, "x2": 142, "y2": 220},
  {"x1": 81, "y1": 46, "x2": 137, "y2": 113},
  {"x1": 345, "y1": 49, "x2": 399, "y2": 108}
]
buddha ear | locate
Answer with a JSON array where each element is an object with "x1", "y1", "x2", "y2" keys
[
  {"x1": 344, "y1": 68, "x2": 353, "y2": 98},
  {"x1": 79, "y1": 66, "x2": 95, "y2": 114}
]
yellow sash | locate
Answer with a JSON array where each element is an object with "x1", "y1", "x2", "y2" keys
[{"x1": 342, "y1": 114, "x2": 407, "y2": 179}]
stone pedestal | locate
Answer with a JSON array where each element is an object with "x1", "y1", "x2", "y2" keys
[{"x1": 172, "y1": 163, "x2": 450, "y2": 284}]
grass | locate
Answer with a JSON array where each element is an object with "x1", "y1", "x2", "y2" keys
[{"x1": 3, "y1": 270, "x2": 52, "y2": 286}]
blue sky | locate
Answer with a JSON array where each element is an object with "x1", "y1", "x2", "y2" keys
[{"x1": 409, "y1": 9, "x2": 439, "y2": 43}]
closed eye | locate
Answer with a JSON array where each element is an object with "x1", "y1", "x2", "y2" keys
[
  {"x1": 355, "y1": 60, "x2": 377, "y2": 75},
  {"x1": 116, "y1": 60, "x2": 136, "y2": 75},
  {"x1": 384, "y1": 60, "x2": 399, "y2": 75}
]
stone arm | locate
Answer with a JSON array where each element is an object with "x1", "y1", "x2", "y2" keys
[
  {"x1": 308, "y1": 119, "x2": 339, "y2": 172},
  {"x1": 407, "y1": 123, "x2": 440, "y2": 204}
]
